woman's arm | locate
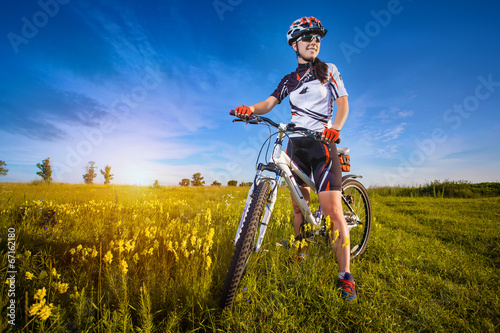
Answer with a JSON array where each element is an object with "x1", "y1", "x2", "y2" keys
[
  {"x1": 331, "y1": 96, "x2": 349, "y2": 130},
  {"x1": 250, "y1": 96, "x2": 279, "y2": 115}
]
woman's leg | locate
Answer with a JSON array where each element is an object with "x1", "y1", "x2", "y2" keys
[
  {"x1": 290, "y1": 186, "x2": 310, "y2": 236},
  {"x1": 318, "y1": 190, "x2": 350, "y2": 273}
]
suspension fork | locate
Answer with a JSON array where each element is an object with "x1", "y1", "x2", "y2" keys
[
  {"x1": 254, "y1": 177, "x2": 279, "y2": 252},
  {"x1": 233, "y1": 182, "x2": 255, "y2": 245},
  {"x1": 233, "y1": 164, "x2": 282, "y2": 246}
]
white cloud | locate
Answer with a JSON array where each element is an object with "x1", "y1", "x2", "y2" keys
[{"x1": 377, "y1": 123, "x2": 407, "y2": 142}]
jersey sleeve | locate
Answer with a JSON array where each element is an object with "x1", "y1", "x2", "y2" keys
[
  {"x1": 328, "y1": 64, "x2": 348, "y2": 99},
  {"x1": 270, "y1": 74, "x2": 290, "y2": 104}
]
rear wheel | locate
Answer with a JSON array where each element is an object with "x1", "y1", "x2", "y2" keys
[
  {"x1": 342, "y1": 179, "x2": 371, "y2": 259},
  {"x1": 219, "y1": 181, "x2": 271, "y2": 309}
]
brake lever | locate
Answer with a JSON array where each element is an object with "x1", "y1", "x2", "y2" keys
[
  {"x1": 232, "y1": 117, "x2": 260, "y2": 124},
  {"x1": 247, "y1": 118, "x2": 261, "y2": 124}
]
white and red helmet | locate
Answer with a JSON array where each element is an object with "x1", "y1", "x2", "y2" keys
[{"x1": 287, "y1": 16, "x2": 327, "y2": 46}]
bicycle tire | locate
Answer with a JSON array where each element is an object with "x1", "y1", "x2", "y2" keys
[
  {"x1": 342, "y1": 179, "x2": 372, "y2": 259},
  {"x1": 219, "y1": 181, "x2": 271, "y2": 309}
]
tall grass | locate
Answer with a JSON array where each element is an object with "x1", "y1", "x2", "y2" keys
[
  {"x1": 1, "y1": 182, "x2": 499, "y2": 332},
  {"x1": 369, "y1": 179, "x2": 500, "y2": 198}
]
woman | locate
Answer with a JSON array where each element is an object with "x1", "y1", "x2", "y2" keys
[{"x1": 234, "y1": 16, "x2": 356, "y2": 301}]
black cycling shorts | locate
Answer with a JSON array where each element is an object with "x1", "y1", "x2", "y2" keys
[{"x1": 285, "y1": 137, "x2": 342, "y2": 192}]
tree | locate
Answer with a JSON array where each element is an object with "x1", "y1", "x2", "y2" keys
[
  {"x1": 100, "y1": 165, "x2": 114, "y2": 185},
  {"x1": 179, "y1": 178, "x2": 190, "y2": 186},
  {"x1": 191, "y1": 173, "x2": 205, "y2": 186},
  {"x1": 153, "y1": 180, "x2": 161, "y2": 188},
  {"x1": 211, "y1": 180, "x2": 221, "y2": 186},
  {"x1": 83, "y1": 161, "x2": 97, "y2": 184},
  {"x1": 227, "y1": 180, "x2": 238, "y2": 186},
  {"x1": 0, "y1": 160, "x2": 8, "y2": 176},
  {"x1": 36, "y1": 158, "x2": 53, "y2": 183}
]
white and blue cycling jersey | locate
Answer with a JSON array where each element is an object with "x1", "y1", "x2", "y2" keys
[{"x1": 271, "y1": 62, "x2": 348, "y2": 135}]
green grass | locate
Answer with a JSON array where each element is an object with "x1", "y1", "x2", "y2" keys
[
  {"x1": 369, "y1": 179, "x2": 500, "y2": 198},
  {"x1": 1, "y1": 183, "x2": 499, "y2": 332}
]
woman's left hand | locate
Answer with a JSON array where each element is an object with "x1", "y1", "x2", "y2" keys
[{"x1": 321, "y1": 128, "x2": 340, "y2": 143}]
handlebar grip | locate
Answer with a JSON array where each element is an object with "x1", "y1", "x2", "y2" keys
[{"x1": 229, "y1": 109, "x2": 235, "y2": 116}]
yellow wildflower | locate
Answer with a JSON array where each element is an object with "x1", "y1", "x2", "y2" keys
[
  {"x1": 133, "y1": 253, "x2": 139, "y2": 264},
  {"x1": 120, "y1": 259, "x2": 128, "y2": 274},
  {"x1": 51, "y1": 268, "x2": 60, "y2": 279},
  {"x1": 207, "y1": 228, "x2": 215, "y2": 243},
  {"x1": 205, "y1": 208, "x2": 212, "y2": 223},
  {"x1": 125, "y1": 240, "x2": 135, "y2": 252},
  {"x1": 205, "y1": 256, "x2": 212, "y2": 270},
  {"x1": 29, "y1": 302, "x2": 43, "y2": 317},
  {"x1": 91, "y1": 248, "x2": 98, "y2": 258},
  {"x1": 325, "y1": 215, "x2": 332, "y2": 228},
  {"x1": 76, "y1": 244, "x2": 83, "y2": 252},
  {"x1": 333, "y1": 229, "x2": 340, "y2": 243},
  {"x1": 39, "y1": 303, "x2": 54, "y2": 320},
  {"x1": 34, "y1": 287, "x2": 47, "y2": 301},
  {"x1": 24, "y1": 250, "x2": 31, "y2": 258},
  {"x1": 31, "y1": 301, "x2": 54, "y2": 321},
  {"x1": 53, "y1": 281, "x2": 69, "y2": 294},
  {"x1": 103, "y1": 251, "x2": 113, "y2": 264},
  {"x1": 342, "y1": 237, "x2": 350, "y2": 249},
  {"x1": 116, "y1": 239, "x2": 125, "y2": 254},
  {"x1": 69, "y1": 248, "x2": 76, "y2": 255},
  {"x1": 26, "y1": 271, "x2": 35, "y2": 280}
]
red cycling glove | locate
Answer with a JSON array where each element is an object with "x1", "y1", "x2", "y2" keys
[
  {"x1": 322, "y1": 128, "x2": 340, "y2": 142},
  {"x1": 235, "y1": 106, "x2": 253, "y2": 118}
]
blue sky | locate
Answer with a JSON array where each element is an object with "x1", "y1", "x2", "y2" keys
[{"x1": 1, "y1": 0, "x2": 499, "y2": 186}]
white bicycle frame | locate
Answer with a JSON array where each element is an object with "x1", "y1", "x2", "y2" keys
[{"x1": 233, "y1": 123, "x2": 324, "y2": 252}]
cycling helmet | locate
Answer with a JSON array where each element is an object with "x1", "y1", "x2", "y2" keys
[{"x1": 287, "y1": 16, "x2": 327, "y2": 46}]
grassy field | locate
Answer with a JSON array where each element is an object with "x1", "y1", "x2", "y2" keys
[{"x1": 0, "y1": 182, "x2": 499, "y2": 332}]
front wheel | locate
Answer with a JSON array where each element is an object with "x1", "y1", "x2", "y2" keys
[
  {"x1": 342, "y1": 179, "x2": 372, "y2": 259},
  {"x1": 219, "y1": 181, "x2": 271, "y2": 309}
]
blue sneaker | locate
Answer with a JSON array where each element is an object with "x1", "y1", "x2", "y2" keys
[{"x1": 339, "y1": 272, "x2": 357, "y2": 301}]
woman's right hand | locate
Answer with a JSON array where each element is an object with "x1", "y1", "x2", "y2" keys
[{"x1": 234, "y1": 106, "x2": 253, "y2": 119}]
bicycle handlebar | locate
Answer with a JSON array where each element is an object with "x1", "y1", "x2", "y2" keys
[{"x1": 229, "y1": 109, "x2": 340, "y2": 144}]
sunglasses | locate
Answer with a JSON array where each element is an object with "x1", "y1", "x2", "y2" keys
[{"x1": 298, "y1": 34, "x2": 322, "y2": 43}]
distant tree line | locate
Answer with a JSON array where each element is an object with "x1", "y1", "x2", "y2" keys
[
  {"x1": 177, "y1": 174, "x2": 252, "y2": 187},
  {"x1": 2, "y1": 158, "x2": 256, "y2": 187},
  {"x1": 0, "y1": 158, "x2": 114, "y2": 184},
  {"x1": 82, "y1": 161, "x2": 114, "y2": 184},
  {"x1": 0, "y1": 160, "x2": 8, "y2": 176}
]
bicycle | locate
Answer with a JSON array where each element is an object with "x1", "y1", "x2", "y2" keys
[{"x1": 219, "y1": 111, "x2": 372, "y2": 309}]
